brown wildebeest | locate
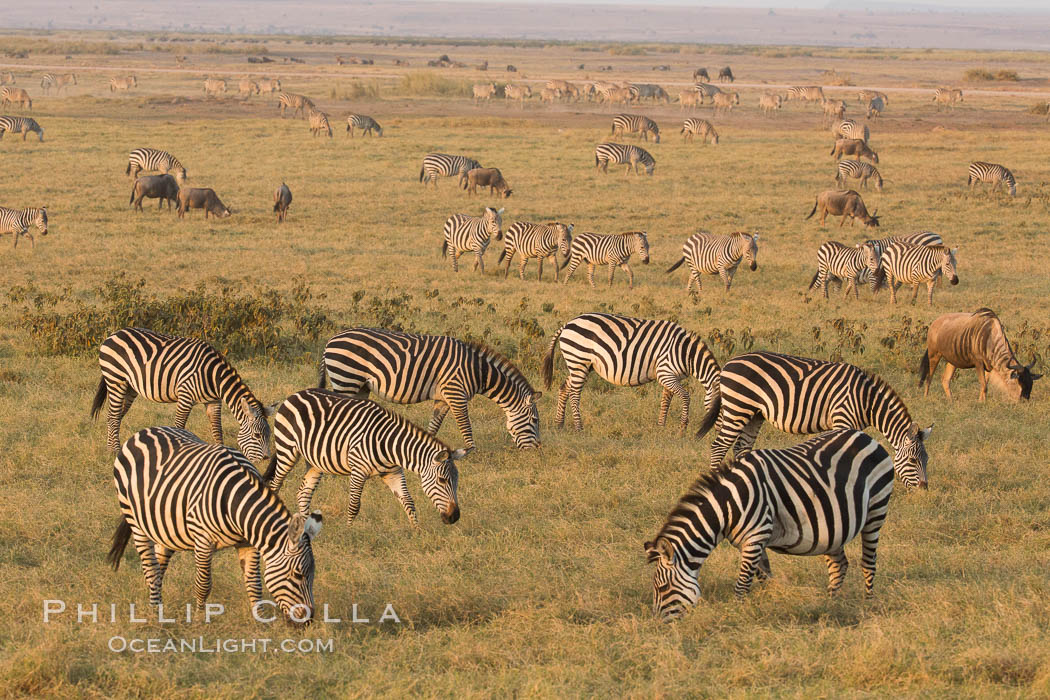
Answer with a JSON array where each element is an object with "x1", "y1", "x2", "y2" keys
[
  {"x1": 830, "y1": 138, "x2": 879, "y2": 164},
  {"x1": 693, "y1": 68, "x2": 710, "y2": 81},
  {"x1": 460, "y1": 167, "x2": 512, "y2": 198},
  {"x1": 177, "y1": 188, "x2": 231, "y2": 219},
  {"x1": 718, "y1": 66, "x2": 734, "y2": 83},
  {"x1": 919, "y1": 308, "x2": 1041, "y2": 402},
  {"x1": 130, "y1": 174, "x2": 179, "y2": 211},
  {"x1": 274, "y1": 182, "x2": 292, "y2": 222},
  {"x1": 805, "y1": 189, "x2": 880, "y2": 228}
]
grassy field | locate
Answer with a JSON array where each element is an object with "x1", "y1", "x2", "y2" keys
[{"x1": 2, "y1": 32, "x2": 1050, "y2": 698}]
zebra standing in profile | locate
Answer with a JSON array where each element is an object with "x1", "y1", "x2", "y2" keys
[
  {"x1": 693, "y1": 83, "x2": 721, "y2": 103},
  {"x1": 441, "y1": 207, "x2": 503, "y2": 273},
  {"x1": 807, "y1": 240, "x2": 881, "y2": 299},
  {"x1": 874, "y1": 242, "x2": 959, "y2": 306},
  {"x1": 263, "y1": 389, "x2": 466, "y2": 527},
  {"x1": 786, "y1": 85, "x2": 826, "y2": 104},
  {"x1": 277, "y1": 92, "x2": 315, "y2": 118},
  {"x1": 836, "y1": 160, "x2": 882, "y2": 191},
  {"x1": 968, "y1": 161, "x2": 1016, "y2": 196},
  {"x1": 645, "y1": 429, "x2": 895, "y2": 620},
  {"x1": 91, "y1": 328, "x2": 274, "y2": 457},
  {"x1": 320, "y1": 328, "x2": 541, "y2": 450},
  {"x1": 697, "y1": 350, "x2": 932, "y2": 488},
  {"x1": 0, "y1": 205, "x2": 47, "y2": 248},
  {"x1": 832, "y1": 119, "x2": 869, "y2": 142},
  {"x1": 307, "y1": 109, "x2": 332, "y2": 138},
  {"x1": 346, "y1": 113, "x2": 382, "y2": 137},
  {"x1": 611, "y1": 114, "x2": 660, "y2": 142},
  {"x1": 108, "y1": 426, "x2": 322, "y2": 622},
  {"x1": 109, "y1": 76, "x2": 137, "y2": 92},
  {"x1": 420, "y1": 153, "x2": 482, "y2": 187},
  {"x1": 933, "y1": 87, "x2": 963, "y2": 111},
  {"x1": 594, "y1": 143, "x2": 655, "y2": 176},
  {"x1": 542, "y1": 313, "x2": 721, "y2": 433},
  {"x1": 666, "y1": 231, "x2": 758, "y2": 294},
  {"x1": 561, "y1": 230, "x2": 650, "y2": 288},
  {"x1": 680, "y1": 118, "x2": 719, "y2": 144},
  {"x1": 0, "y1": 116, "x2": 44, "y2": 142},
  {"x1": 497, "y1": 221, "x2": 573, "y2": 281},
  {"x1": 40, "y1": 72, "x2": 76, "y2": 95},
  {"x1": 126, "y1": 148, "x2": 187, "y2": 184}
]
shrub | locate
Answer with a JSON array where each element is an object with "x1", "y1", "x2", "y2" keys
[
  {"x1": 1028, "y1": 101, "x2": 1049, "y2": 115},
  {"x1": 398, "y1": 72, "x2": 472, "y2": 97},
  {"x1": 965, "y1": 68, "x2": 995, "y2": 81}
]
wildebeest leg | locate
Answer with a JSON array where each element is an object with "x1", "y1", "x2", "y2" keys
[
  {"x1": 976, "y1": 366, "x2": 988, "y2": 402},
  {"x1": 923, "y1": 351, "x2": 942, "y2": 397},
  {"x1": 941, "y1": 363, "x2": 957, "y2": 401}
]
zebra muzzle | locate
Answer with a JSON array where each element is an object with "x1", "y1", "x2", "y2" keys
[
  {"x1": 442, "y1": 505, "x2": 461, "y2": 524},
  {"x1": 749, "y1": 262, "x2": 757, "y2": 271},
  {"x1": 949, "y1": 276, "x2": 959, "y2": 285}
]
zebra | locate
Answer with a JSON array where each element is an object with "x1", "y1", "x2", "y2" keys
[
  {"x1": 441, "y1": 207, "x2": 504, "y2": 273},
  {"x1": 836, "y1": 160, "x2": 882, "y2": 191},
  {"x1": 968, "y1": 161, "x2": 1016, "y2": 196},
  {"x1": 611, "y1": 113, "x2": 660, "y2": 143},
  {"x1": 472, "y1": 82, "x2": 496, "y2": 104},
  {"x1": 108, "y1": 426, "x2": 322, "y2": 622},
  {"x1": 420, "y1": 153, "x2": 482, "y2": 187},
  {"x1": 262, "y1": 388, "x2": 466, "y2": 527},
  {"x1": 277, "y1": 92, "x2": 314, "y2": 119},
  {"x1": 90, "y1": 327, "x2": 274, "y2": 458},
  {"x1": 0, "y1": 205, "x2": 47, "y2": 248},
  {"x1": 806, "y1": 240, "x2": 881, "y2": 299},
  {"x1": 346, "y1": 113, "x2": 382, "y2": 137},
  {"x1": 644, "y1": 429, "x2": 895, "y2": 620},
  {"x1": 561, "y1": 230, "x2": 650, "y2": 288},
  {"x1": 759, "y1": 94, "x2": 782, "y2": 116},
  {"x1": 497, "y1": 221, "x2": 574, "y2": 281},
  {"x1": 786, "y1": 85, "x2": 825, "y2": 104},
  {"x1": 0, "y1": 87, "x2": 31, "y2": 110},
  {"x1": 865, "y1": 230, "x2": 943, "y2": 258},
  {"x1": 109, "y1": 76, "x2": 137, "y2": 92},
  {"x1": 126, "y1": 148, "x2": 187, "y2": 184},
  {"x1": 696, "y1": 350, "x2": 932, "y2": 488},
  {"x1": 874, "y1": 242, "x2": 959, "y2": 306},
  {"x1": 666, "y1": 231, "x2": 758, "y2": 294},
  {"x1": 541, "y1": 312, "x2": 720, "y2": 433},
  {"x1": 594, "y1": 143, "x2": 655, "y2": 176},
  {"x1": 319, "y1": 328, "x2": 541, "y2": 450},
  {"x1": 203, "y1": 78, "x2": 227, "y2": 96},
  {"x1": 40, "y1": 72, "x2": 75, "y2": 95},
  {"x1": 680, "y1": 118, "x2": 718, "y2": 144},
  {"x1": 0, "y1": 116, "x2": 44, "y2": 142},
  {"x1": 858, "y1": 89, "x2": 888, "y2": 106},
  {"x1": 933, "y1": 87, "x2": 963, "y2": 111},
  {"x1": 821, "y1": 98, "x2": 846, "y2": 127},
  {"x1": 832, "y1": 119, "x2": 869, "y2": 142},
  {"x1": 308, "y1": 109, "x2": 332, "y2": 138}
]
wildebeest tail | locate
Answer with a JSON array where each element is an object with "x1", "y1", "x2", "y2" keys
[
  {"x1": 91, "y1": 377, "x2": 107, "y2": 420},
  {"x1": 805, "y1": 200, "x2": 818, "y2": 220},
  {"x1": 107, "y1": 516, "x2": 132, "y2": 571},
  {"x1": 666, "y1": 257, "x2": 685, "y2": 274},
  {"x1": 918, "y1": 350, "x2": 930, "y2": 386},
  {"x1": 541, "y1": 326, "x2": 564, "y2": 390}
]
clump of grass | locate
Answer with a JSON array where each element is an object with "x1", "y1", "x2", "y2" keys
[
  {"x1": 398, "y1": 72, "x2": 472, "y2": 97},
  {"x1": 965, "y1": 68, "x2": 1020, "y2": 82},
  {"x1": 330, "y1": 80, "x2": 383, "y2": 100},
  {"x1": 1028, "y1": 101, "x2": 1049, "y2": 115},
  {"x1": 821, "y1": 69, "x2": 854, "y2": 86}
]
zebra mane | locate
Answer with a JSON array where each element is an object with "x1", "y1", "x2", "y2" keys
[
  {"x1": 654, "y1": 464, "x2": 735, "y2": 538},
  {"x1": 465, "y1": 341, "x2": 535, "y2": 391},
  {"x1": 865, "y1": 371, "x2": 913, "y2": 423}
]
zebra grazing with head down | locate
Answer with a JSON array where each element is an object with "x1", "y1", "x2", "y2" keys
[
  {"x1": 420, "y1": 153, "x2": 482, "y2": 187},
  {"x1": 498, "y1": 221, "x2": 573, "y2": 281},
  {"x1": 91, "y1": 328, "x2": 274, "y2": 458},
  {"x1": 933, "y1": 87, "x2": 963, "y2": 111},
  {"x1": 40, "y1": 73, "x2": 76, "y2": 95},
  {"x1": 666, "y1": 231, "x2": 758, "y2": 294},
  {"x1": 263, "y1": 389, "x2": 465, "y2": 528},
  {"x1": 277, "y1": 92, "x2": 315, "y2": 119},
  {"x1": 836, "y1": 160, "x2": 882, "y2": 191},
  {"x1": 346, "y1": 113, "x2": 382, "y2": 137},
  {"x1": 0, "y1": 205, "x2": 47, "y2": 248},
  {"x1": 874, "y1": 242, "x2": 959, "y2": 306},
  {"x1": 0, "y1": 116, "x2": 44, "y2": 142},
  {"x1": 320, "y1": 328, "x2": 541, "y2": 450},
  {"x1": 441, "y1": 207, "x2": 504, "y2": 273},
  {"x1": 203, "y1": 78, "x2": 227, "y2": 96},
  {"x1": 308, "y1": 109, "x2": 332, "y2": 138},
  {"x1": 645, "y1": 429, "x2": 896, "y2": 621},
  {"x1": 594, "y1": 143, "x2": 655, "y2": 176},
  {"x1": 786, "y1": 85, "x2": 825, "y2": 104},
  {"x1": 865, "y1": 230, "x2": 942, "y2": 258},
  {"x1": 0, "y1": 87, "x2": 31, "y2": 110},
  {"x1": 561, "y1": 230, "x2": 650, "y2": 288},
  {"x1": 807, "y1": 240, "x2": 881, "y2": 300},
  {"x1": 832, "y1": 119, "x2": 869, "y2": 142},
  {"x1": 542, "y1": 312, "x2": 720, "y2": 434},
  {"x1": 968, "y1": 162, "x2": 1016, "y2": 196},
  {"x1": 611, "y1": 114, "x2": 660, "y2": 143},
  {"x1": 680, "y1": 118, "x2": 718, "y2": 144},
  {"x1": 108, "y1": 426, "x2": 322, "y2": 622},
  {"x1": 821, "y1": 98, "x2": 846, "y2": 127},
  {"x1": 109, "y1": 76, "x2": 137, "y2": 92},
  {"x1": 126, "y1": 148, "x2": 186, "y2": 184},
  {"x1": 697, "y1": 350, "x2": 932, "y2": 488}
]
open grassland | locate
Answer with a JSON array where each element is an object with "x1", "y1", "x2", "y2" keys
[{"x1": 2, "y1": 34, "x2": 1050, "y2": 697}]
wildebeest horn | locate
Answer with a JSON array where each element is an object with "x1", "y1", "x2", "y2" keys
[{"x1": 871, "y1": 208, "x2": 878, "y2": 216}]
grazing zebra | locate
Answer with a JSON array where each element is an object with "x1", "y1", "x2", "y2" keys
[
  {"x1": 268, "y1": 78, "x2": 282, "y2": 93},
  {"x1": 933, "y1": 87, "x2": 963, "y2": 111},
  {"x1": 594, "y1": 143, "x2": 655, "y2": 176},
  {"x1": 611, "y1": 113, "x2": 660, "y2": 143},
  {"x1": 109, "y1": 76, "x2": 137, "y2": 92},
  {"x1": 90, "y1": 327, "x2": 274, "y2": 458},
  {"x1": 203, "y1": 78, "x2": 227, "y2": 96},
  {"x1": 504, "y1": 84, "x2": 532, "y2": 108},
  {"x1": 0, "y1": 87, "x2": 31, "y2": 110},
  {"x1": 346, "y1": 113, "x2": 382, "y2": 137},
  {"x1": 539, "y1": 87, "x2": 558, "y2": 104},
  {"x1": 807, "y1": 240, "x2": 881, "y2": 299},
  {"x1": 693, "y1": 83, "x2": 721, "y2": 103},
  {"x1": 786, "y1": 85, "x2": 825, "y2": 104},
  {"x1": 419, "y1": 153, "x2": 482, "y2": 187},
  {"x1": 561, "y1": 230, "x2": 650, "y2": 288},
  {"x1": 680, "y1": 118, "x2": 719, "y2": 144},
  {"x1": 0, "y1": 116, "x2": 43, "y2": 142},
  {"x1": 126, "y1": 148, "x2": 187, "y2": 184},
  {"x1": 441, "y1": 207, "x2": 504, "y2": 273},
  {"x1": 968, "y1": 161, "x2": 1016, "y2": 196},
  {"x1": 497, "y1": 221, "x2": 574, "y2": 281},
  {"x1": 0, "y1": 205, "x2": 47, "y2": 248},
  {"x1": 712, "y1": 92, "x2": 740, "y2": 114},
  {"x1": 633, "y1": 83, "x2": 670, "y2": 104},
  {"x1": 865, "y1": 230, "x2": 943, "y2": 258},
  {"x1": 320, "y1": 328, "x2": 541, "y2": 450},
  {"x1": 836, "y1": 160, "x2": 883, "y2": 191},
  {"x1": 678, "y1": 89, "x2": 702, "y2": 110},
  {"x1": 108, "y1": 426, "x2": 321, "y2": 621},
  {"x1": 40, "y1": 72, "x2": 76, "y2": 95},
  {"x1": 874, "y1": 242, "x2": 959, "y2": 306},
  {"x1": 262, "y1": 389, "x2": 465, "y2": 527},
  {"x1": 821, "y1": 98, "x2": 846, "y2": 127},
  {"x1": 696, "y1": 350, "x2": 932, "y2": 488},
  {"x1": 1, "y1": 72, "x2": 14, "y2": 85},
  {"x1": 759, "y1": 94, "x2": 782, "y2": 116},
  {"x1": 277, "y1": 92, "x2": 314, "y2": 119},
  {"x1": 472, "y1": 82, "x2": 496, "y2": 104},
  {"x1": 666, "y1": 231, "x2": 758, "y2": 294},
  {"x1": 542, "y1": 312, "x2": 720, "y2": 433},
  {"x1": 644, "y1": 429, "x2": 895, "y2": 620},
  {"x1": 832, "y1": 119, "x2": 869, "y2": 142},
  {"x1": 308, "y1": 109, "x2": 332, "y2": 138},
  {"x1": 238, "y1": 79, "x2": 261, "y2": 97}
]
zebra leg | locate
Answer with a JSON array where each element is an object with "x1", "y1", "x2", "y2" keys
[
  {"x1": 860, "y1": 515, "x2": 884, "y2": 597},
  {"x1": 888, "y1": 274, "x2": 898, "y2": 304},
  {"x1": 133, "y1": 531, "x2": 163, "y2": 606},
  {"x1": 608, "y1": 263, "x2": 616, "y2": 287},
  {"x1": 977, "y1": 366, "x2": 988, "y2": 402},
  {"x1": 447, "y1": 398, "x2": 476, "y2": 449},
  {"x1": 733, "y1": 415, "x2": 765, "y2": 459},
  {"x1": 173, "y1": 392, "x2": 196, "y2": 430},
  {"x1": 709, "y1": 418, "x2": 745, "y2": 468},
  {"x1": 756, "y1": 550, "x2": 773, "y2": 582},
  {"x1": 926, "y1": 280, "x2": 935, "y2": 306},
  {"x1": 719, "y1": 268, "x2": 731, "y2": 292},
  {"x1": 563, "y1": 367, "x2": 590, "y2": 432},
  {"x1": 554, "y1": 379, "x2": 570, "y2": 428},
  {"x1": 621, "y1": 264, "x2": 635, "y2": 289},
  {"x1": 657, "y1": 372, "x2": 690, "y2": 434},
  {"x1": 267, "y1": 443, "x2": 300, "y2": 492},
  {"x1": 657, "y1": 388, "x2": 672, "y2": 427},
  {"x1": 205, "y1": 401, "x2": 223, "y2": 444},
  {"x1": 824, "y1": 549, "x2": 849, "y2": 594},
  {"x1": 192, "y1": 538, "x2": 216, "y2": 611},
  {"x1": 911, "y1": 283, "x2": 921, "y2": 304},
  {"x1": 518, "y1": 257, "x2": 528, "y2": 280},
  {"x1": 451, "y1": 250, "x2": 461, "y2": 273},
  {"x1": 941, "y1": 363, "x2": 957, "y2": 401},
  {"x1": 586, "y1": 263, "x2": 596, "y2": 288},
  {"x1": 734, "y1": 538, "x2": 769, "y2": 597},
  {"x1": 381, "y1": 469, "x2": 419, "y2": 528},
  {"x1": 237, "y1": 547, "x2": 262, "y2": 611},
  {"x1": 551, "y1": 255, "x2": 560, "y2": 283},
  {"x1": 105, "y1": 381, "x2": 133, "y2": 453},
  {"x1": 295, "y1": 466, "x2": 324, "y2": 517},
  {"x1": 427, "y1": 400, "x2": 450, "y2": 435},
  {"x1": 536, "y1": 257, "x2": 544, "y2": 281},
  {"x1": 344, "y1": 467, "x2": 370, "y2": 525},
  {"x1": 562, "y1": 257, "x2": 580, "y2": 284}
]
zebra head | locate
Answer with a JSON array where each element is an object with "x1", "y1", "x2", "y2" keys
[
  {"x1": 484, "y1": 207, "x2": 504, "y2": 241},
  {"x1": 858, "y1": 242, "x2": 881, "y2": 285},
  {"x1": 894, "y1": 424, "x2": 932, "y2": 489},
  {"x1": 644, "y1": 537, "x2": 703, "y2": 622},
  {"x1": 237, "y1": 396, "x2": 275, "y2": 462},
  {"x1": 174, "y1": 167, "x2": 187, "y2": 185},
  {"x1": 942, "y1": 247, "x2": 959, "y2": 285},
  {"x1": 556, "y1": 223, "x2": 574, "y2": 258},
  {"x1": 420, "y1": 447, "x2": 468, "y2": 524},
  {"x1": 264, "y1": 511, "x2": 322, "y2": 625},
  {"x1": 740, "y1": 232, "x2": 759, "y2": 271},
  {"x1": 632, "y1": 232, "x2": 650, "y2": 263},
  {"x1": 507, "y1": 390, "x2": 542, "y2": 449},
  {"x1": 34, "y1": 207, "x2": 48, "y2": 236}
]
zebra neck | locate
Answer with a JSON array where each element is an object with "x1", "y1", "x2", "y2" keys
[
  {"x1": 864, "y1": 379, "x2": 911, "y2": 450},
  {"x1": 216, "y1": 363, "x2": 258, "y2": 422},
  {"x1": 380, "y1": 429, "x2": 440, "y2": 476},
  {"x1": 477, "y1": 362, "x2": 528, "y2": 410}
]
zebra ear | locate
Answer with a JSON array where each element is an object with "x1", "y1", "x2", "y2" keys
[
  {"x1": 643, "y1": 540, "x2": 660, "y2": 563},
  {"x1": 287, "y1": 513, "x2": 307, "y2": 547},
  {"x1": 434, "y1": 449, "x2": 450, "y2": 463},
  {"x1": 451, "y1": 447, "x2": 473, "y2": 460},
  {"x1": 950, "y1": 248, "x2": 959, "y2": 256},
  {"x1": 304, "y1": 511, "x2": 323, "y2": 540},
  {"x1": 917, "y1": 424, "x2": 934, "y2": 441}
]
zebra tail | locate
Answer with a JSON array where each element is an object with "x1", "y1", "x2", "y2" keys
[
  {"x1": 316, "y1": 354, "x2": 327, "y2": 389},
  {"x1": 918, "y1": 350, "x2": 930, "y2": 386},
  {"x1": 419, "y1": 166, "x2": 425, "y2": 183},
  {"x1": 666, "y1": 257, "x2": 685, "y2": 274},
  {"x1": 262, "y1": 454, "x2": 279, "y2": 484},
  {"x1": 107, "y1": 516, "x2": 132, "y2": 571},
  {"x1": 805, "y1": 200, "x2": 818, "y2": 220},
  {"x1": 497, "y1": 248, "x2": 507, "y2": 264},
  {"x1": 694, "y1": 392, "x2": 722, "y2": 439},
  {"x1": 125, "y1": 161, "x2": 131, "y2": 175},
  {"x1": 807, "y1": 270, "x2": 820, "y2": 291},
  {"x1": 441, "y1": 240, "x2": 448, "y2": 258},
  {"x1": 541, "y1": 327, "x2": 564, "y2": 390},
  {"x1": 872, "y1": 266, "x2": 887, "y2": 293},
  {"x1": 90, "y1": 377, "x2": 107, "y2": 420}
]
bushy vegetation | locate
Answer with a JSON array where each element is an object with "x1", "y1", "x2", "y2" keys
[
  {"x1": 965, "y1": 68, "x2": 1021, "y2": 81},
  {"x1": 397, "y1": 71, "x2": 473, "y2": 97}
]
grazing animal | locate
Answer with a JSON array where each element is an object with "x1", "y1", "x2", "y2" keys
[
  {"x1": 759, "y1": 94, "x2": 782, "y2": 116},
  {"x1": 40, "y1": 72, "x2": 76, "y2": 95},
  {"x1": 0, "y1": 116, "x2": 43, "y2": 141},
  {"x1": 546, "y1": 79, "x2": 580, "y2": 101},
  {"x1": 320, "y1": 328, "x2": 541, "y2": 450},
  {"x1": 832, "y1": 119, "x2": 869, "y2": 142},
  {"x1": 678, "y1": 90, "x2": 702, "y2": 110},
  {"x1": 858, "y1": 89, "x2": 888, "y2": 106},
  {"x1": 130, "y1": 174, "x2": 180, "y2": 212},
  {"x1": 203, "y1": 78, "x2": 227, "y2": 96},
  {"x1": 0, "y1": 205, "x2": 47, "y2": 248},
  {"x1": 542, "y1": 313, "x2": 720, "y2": 433},
  {"x1": 277, "y1": 92, "x2": 315, "y2": 119},
  {"x1": 968, "y1": 161, "x2": 1016, "y2": 196},
  {"x1": 594, "y1": 143, "x2": 655, "y2": 176},
  {"x1": 561, "y1": 230, "x2": 650, "y2": 288},
  {"x1": 830, "y1": 138, "x2": 878, "y2": 164},
  {"x1": 109, "y1": 76, "x2": 137, "y2": 92},
  {"x1": 933, "y1": 87, "x2": 963, "y2": 111},
  {"x1": 666, "y1": 231, "x2": 758, "y2": 294},
  {"x1": 712, "y1": 92, "x2": 740, "y2": 114},
  {"x1": 273, "y1": 182, "x2": 292, "y2": 222},
  {"x1": 867, "y1": 96, "x2": 885, "y2": 120},
  {"x1": 126, "y1": 148, "x2": 187, "y2": 184},
  {"x1": 91, "y1": 328, "x2": 273, "y2": 457},
  {"x1": 806, "y1": 189, "x2": 880, "y2": 228},
  {"x1": 874, "y1": 242, "x2": 958, "y2": 306},
  {"x1": 680, "y1": 118, "x2": 719, "y2": 144},
  {"x1": 836, "y1": 160, "x2": 883, "y2": 191},
  {"x1": 693, "y1": 68, "x2": 710, "y2": 81},
  {"x1": 604, "y1": 86, "x2": 635, "y2": 106},
  {"x1": 498, "y1": 221, "x2": 573, "y2": 281},
  {"x1": 109, "y1": 426, "x2": 321, "y2": 622},
  {"x1": 865, "y1": 231, "x2": 943, "y2": 258},
  {"x1": 611, "y1": 113, "x2": 660, "y2": 142},
  {"x1": 441, "y1": 207, "x2": 504, "y2": 273},
  {"x1": 460, "y1": 167, "x2": 512, "y2": 198},
  {"x1": 268, "y1": 78, "x2": 282, "y2": 93},
  {"x1": 633, "y1": 83, "x2": 670, "y2": 104},
  {"x1": 786, "y1": 85, "x2": 825, "y2": 103},
  {"x1": 177, "y1": 188, "x2": 232, "y2": 219},
  {"x1": 504, "y1": 84, "x2": 532, "y2": 107},
  {"x1": 238, "y1": 79, "x2": 261, "y2": 97},
  {"x1": 345, "y1": 113, "x2": 382, "y2": 137},
  {"x1": 1, "y1": 87, "x2": 31, "y2": 110},
  {"x1": 807, "y1": 240, "x2": 881, "y2": 299},
  {"x1": 539, "y1": 87, "x2": 558, "y2": 104},
  {"x1": 821, "y1": 98, "x2": 846, "y2": 126},
  {"x1": 263, "y1": 389, "x2": 465, "y2": 527},
  {"x1": 0, "y1": 72, "x2": 14, "y2": 85},
  {"x1": 645, "y1": 429, "x2": 895, "y2": 621},
  {"x1": 920, "y1": 308, "x2": 1041, "y2": 402},
  {"x1": 307, "y1": 109, "x2": 332, "y2": 138},
  {"x1": 694, "y1": 83, "x2": 721, "y2": 104},
  {"x1": 472, "y1": 82, "x2": 496, "y2": 104},
  {"x1": 420, "y1": 153, "x2": 481, "y2": 187},
  {"x1": 718, "y1": 66, "x2": 735, "y2": 83}
]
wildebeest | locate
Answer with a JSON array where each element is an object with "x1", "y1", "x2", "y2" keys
[
  {"x1": 831, "y1": 138, "x2": 879, "y2": 164},
  {"x1": 273, "y1": 183, "x2": 292, "y2": 222},
  {"x1": 1, "y1": 87, "x2": 32, "y2": 110},
  {"x1": 806, "y1": 190, "x2": 879, "y2": 228},
  {"x1": 177, "y1": 188, "x2": 231, "y2": 219},
  {"x1": 130, "y1": 174, "x2": 179, "y2": 212},
  {"x1": 920, "y1": 308, "x2": 1041, "y2": 402},
  {"x1": 693, "y1": 68, "x2": 710, "y2": 81},
  {"x1": 718, "y1": 66, "x2": 735, "y2": 83},
  {"x1": 473, "y1": 82, "x2": 496, "y2": 104},
  {"x1": 506, "y1": 64, "x2": 517, "y2": 72},
  {"x1": 460, "y1": 167, "x2": 512, "y2": 198}
]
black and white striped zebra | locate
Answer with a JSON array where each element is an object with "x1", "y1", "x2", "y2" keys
[
  {"x1": 320, "y1": 328, "x2": 541, "y2": 450},
  {"x1": 126, "y1": 148, "x2": 186, "y2": 184},
  {"x1": 497, "y1": 221, "x2": 573, "y2": 281},
  {"x1": 594, "y1": 143, "x2": 655, "y2": 176},
  {"x1": 831, "y1": 119, "x2": 869, "y2": 142},
  {"x1": 277, "y1": 92, "x2": 314, "y2": 118},
  {"x1": 90, "y1": 328, "x2": 274, "y2": 458},
  {"x1": 680, "y1": 118, "x2": 719, "y2": 144},
  {"x1": 0, "y1": 115, "x2": 44, "y2": 141},
  {"x1": 696, "y1": 350, "x2": 931, "y2": 488},
  {"x1": 541, "y1": 313, "x2": 720, "y2": 433},
  {"x1": 0, "y1": 205, "x2": 47, "y2": 247},
  {"x1": 836, "y1": 159, "x2": 882, "y2": 191},
  {"x1": 665, "y1": 231, "x2": 758, "y2": 294},
  {"x1": 441, "y1": 207, "x2": 504, "y2": 273},
  {"x1": 874, "y1": 241, "x2": 959, "y2": 306},
  {"x1": 807, "y1": 240, "x2": 881, "y2": 299},
  {"x1": 346, "y1": 113, "x2": 382, "y2": 137},
  {"x1": 787, "y1": 85, "x2": 826, "y2": 103},
  {"x1": 262, "y1": 388, "x2": 465, "y2": 527},
  {"x1": 645, "y1": 429, "x2": 895, "y2": 620},
  {"x1": 108, "y1": 426, "x2": 322, "y2": 622},
  {"x1": 40, "y1": 72, "x2": 75, "y2": 95},
  {"x1": 420, "y1": 153, "x2": 482, "y2": 187},
  {"x1": 865, "y1": 230, "x2": 943, "y2": 258},
  {"x1": 561, "y1": 230, "x2": 650, "y2": 288},
  {"x1": 693, "y1": 83, "x2": 721, "y2": 103},
  {"x1": 968, "y1": 161, "x2": 1016, "y2": 196},
  {"x1": 611, "y1": 113, "x2": 660, "y2": 143}
]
